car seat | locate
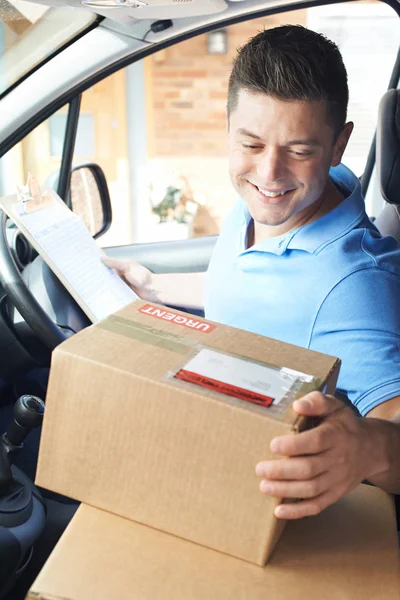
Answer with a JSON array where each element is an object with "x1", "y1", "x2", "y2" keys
[
  {"x1": 373, "y1": 87, "x2": 400, "y2": 531},
  {"x1": 374, "y1": 88, "x2": 400, "y2": 239}
]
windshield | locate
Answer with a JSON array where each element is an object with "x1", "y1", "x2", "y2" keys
[{"x1": 0, "y1": 0, "x2": 96, "y2": 97}]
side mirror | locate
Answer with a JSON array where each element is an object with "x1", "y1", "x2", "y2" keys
[{"x1": 69, "y1": 163, "x2": 112, "y2": 239}]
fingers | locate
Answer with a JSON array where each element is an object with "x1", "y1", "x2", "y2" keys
[
  {"x1": 269, "y1": 420, "x2": 340, "y2": 457},
  {"x1": 101, "y1": 256, "x2": 133, "y2": 278},
  {"x1": 256, "y1": 451, "x2": 333, "y2": 480},
  {"x1": 274, "y1": 488, "x2": 340, "y2": 519},
  {"x1": 292, "y1": 391, "x2": 344, "y2": 418},
  {"x1": 255, "y1": 394, "x2": 363, "y2": 519},
  {"x1": 259, "y1": 470, "x2": 331, "y2": 500},
  {"x1": 101, "y1": 256, "x2": 130, "y2": 268}
]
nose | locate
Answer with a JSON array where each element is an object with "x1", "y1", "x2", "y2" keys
[{"x1": 257, "y1": 148, "x2": 284, "y2": 183}]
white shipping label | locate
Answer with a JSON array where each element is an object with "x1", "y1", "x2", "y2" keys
[{"x1": 175, "y1": 348, "x2": 311, "y2": 407}]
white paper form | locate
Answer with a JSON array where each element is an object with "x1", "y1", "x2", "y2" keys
[{"x1": 0, "y1": 191, "x2": 138, "y2": 323}]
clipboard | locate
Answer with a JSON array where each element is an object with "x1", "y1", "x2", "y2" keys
[{"x1": 0, "y1": 175, "x2": 138, "y2": 323}]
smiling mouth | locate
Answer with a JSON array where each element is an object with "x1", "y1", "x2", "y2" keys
[{"x1": 252, "y1": 183, "x2": 295, "y2": 202}]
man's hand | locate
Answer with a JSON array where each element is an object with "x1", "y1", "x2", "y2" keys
[
  {"x1": 102, "y1": 256, "x2": 206, "y2": 310},
  {"x1": 102, "y1": 257, "x2": 156, "y2": 301},
  {"x1": 255, "y1": 392, "x2": 377, "y2": 520}
]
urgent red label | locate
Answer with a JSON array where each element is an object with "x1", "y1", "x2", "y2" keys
[
  {"x1": 138, "y1": 304, "x2": 216, "y2": 333},
  {"x1": 175, "y1": 369, "x2": 274, "y2": 408}
]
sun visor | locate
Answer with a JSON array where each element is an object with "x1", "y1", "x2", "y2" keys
[
  {"x1": 23, "y1": 0, "x2": 228, "y2": 19},
  {"x1": 95, "y1": 0, "x2": 227, "y2": 18}
]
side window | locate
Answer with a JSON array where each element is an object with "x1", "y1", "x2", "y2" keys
[
  {"x1": 80, "y1": 0, "x2": 397, "y2": 247},
  {"x1": 3, "y1": 1, "x2": 398, "y2": 246},
  {"x1": 308, "y1": 3, "x2": 400, "y2": 217},
  {"x1": 0, "y1": 109, "x2": 67, "y2": 198}
]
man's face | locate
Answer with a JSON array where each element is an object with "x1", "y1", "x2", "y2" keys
[{"x1": 228, "y1": 90, "x2": 351, "y2": 237}]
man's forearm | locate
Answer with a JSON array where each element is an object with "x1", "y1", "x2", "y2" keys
[
  {"x1": 362, "y1": 416, "x2": 400, "y2": 494},
  {"x1": 150, "y1": 271, "x2": 206, "y2": 311}
]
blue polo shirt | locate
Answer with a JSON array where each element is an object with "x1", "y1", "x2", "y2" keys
[{"x1": 205, "y1": 164, "x2": 400, "y2": 416}]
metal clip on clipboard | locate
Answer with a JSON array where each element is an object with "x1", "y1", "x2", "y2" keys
[{"x1": 17, "y1": 173, "x2": 53, "y2": 215}]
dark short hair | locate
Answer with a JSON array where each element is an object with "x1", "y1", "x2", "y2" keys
[{"x1": 227, "y1": 25, "x2": 349, "y2": 137}]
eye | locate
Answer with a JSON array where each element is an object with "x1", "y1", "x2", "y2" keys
[
  {"x1": 291, "y1": 150, "x2": 313, "y2": 157},
  {"x1": 242, "y1": 143, "x2": 262, "y2": 150}
]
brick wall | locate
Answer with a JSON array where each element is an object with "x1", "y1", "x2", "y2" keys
[{"x1": 148, "y1": 10, "x2": 307, "y2": 158}]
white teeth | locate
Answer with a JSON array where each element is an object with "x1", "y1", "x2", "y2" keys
[{"x1": 257, "y1": 187, "x2": 286, "y2": 198}]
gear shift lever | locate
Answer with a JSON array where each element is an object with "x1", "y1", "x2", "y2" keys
[
  {"x1": 3, "y1": 394, "x2": 45, "y2": 448},
  {"x1": 0, "y1": 395, "x2": 46, "y2": 597},
  {"x1": 0, "y1": 395, "x2": 45, "y2": 495}
]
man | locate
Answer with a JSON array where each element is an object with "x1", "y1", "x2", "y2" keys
[{"x1": 103, "y1": 25, "x2": 400, "y2": 520}]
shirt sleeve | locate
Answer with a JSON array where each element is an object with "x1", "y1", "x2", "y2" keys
[{"x1": 308, "y1": 266, "x2": 400, "y2": 416}]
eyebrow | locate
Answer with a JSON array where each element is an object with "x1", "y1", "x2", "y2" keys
[
  {"x1": 287, "y1": 139, "x2": 321, "y2": 147},
  {"x1": 237, "y1": 128, "x2": 262, "y2": 140},
  {"x1": 236, "y1": 128, "x2": 321, "y2": 146}
]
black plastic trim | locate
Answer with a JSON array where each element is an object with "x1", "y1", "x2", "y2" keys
[
  {"x1": 57, "y1": 96, "x2": 82, "y2": 203},
  {"x1": 0, "y1": 526, "x2": 21, "y2": 597},
  {"x1": 3, "y1": 0, "x2": 399, "y2": 159},
  {"x1": 361, "y1": 44, "x2": 400, "y2": 196}
]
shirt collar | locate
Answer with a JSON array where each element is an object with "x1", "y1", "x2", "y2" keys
[{"x1": 238, "y1": 164, "x2": 366, "y2": 257}]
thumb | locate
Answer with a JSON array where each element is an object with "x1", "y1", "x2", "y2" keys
[
  {"x1": 101, "y1": 256, "x2": 131, "y2": 274},
  {"x1": 293, "y1": 391, "x2": 343, "y2": 418}
]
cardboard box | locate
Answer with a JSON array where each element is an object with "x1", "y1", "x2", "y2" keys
[
  {"x1": 27, "y1": 485, "x2": 400, "y2": 600},
  {"x1": 36, "y1": 300, "x2": 340, "y2": 565}
]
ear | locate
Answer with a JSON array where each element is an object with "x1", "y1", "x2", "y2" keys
[{"x1": 331, "y1": 122, "x2": 354, "y2": 167}]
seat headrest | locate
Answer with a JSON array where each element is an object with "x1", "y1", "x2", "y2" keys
[{"x1": 376, "y1": 88, "x2": 400, "y2": 206}]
